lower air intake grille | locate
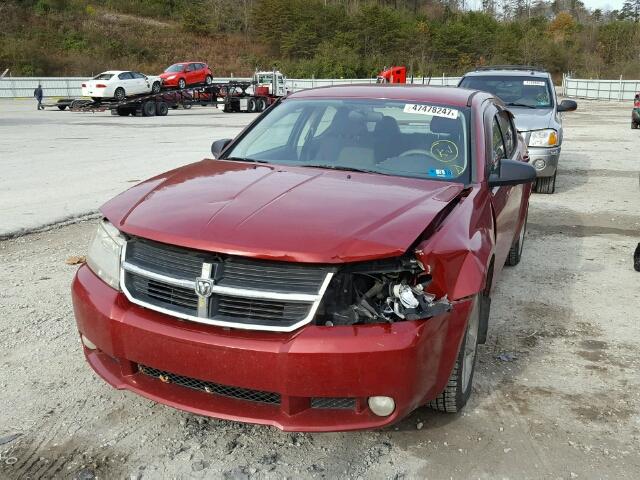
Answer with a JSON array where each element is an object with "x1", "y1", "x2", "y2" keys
[
  {"x1": 138, "y1": 365, "x2": 281, "y2": 405},
  {"x1": 311, "y1": 397, "x2": 356, "y2": 410}
]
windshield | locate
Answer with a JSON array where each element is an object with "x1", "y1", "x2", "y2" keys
[
  {"x1": 165, "y1": 64, "x2": 185, "y2": 73},
  {"x1": 223, "y1": 99, "x2": 470, "y2": 182},
  {"x1": 460, "y1": 75, "x2": 553, "y2": 109},
  {"x1": 93, "y1": 73, "x2": 114, "y2": 80}
]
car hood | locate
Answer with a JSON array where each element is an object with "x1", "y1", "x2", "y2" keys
[
  {"x1": 102, "y1": 160, "x2": 464, "y2": 263},
  {"x1": 159, "y1": 72, "x2": 181, "y2": 78},
  {"x1": 510, "y1": 107, "x2": 554, "y2": 132}
]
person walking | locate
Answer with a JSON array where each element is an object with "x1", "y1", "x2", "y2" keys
[{"x1": 34, "y1": 83, "x2": 43, "y2": 110}]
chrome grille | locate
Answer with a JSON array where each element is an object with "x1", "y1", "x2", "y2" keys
[
  {"x1": 121, "y1": 237, "x2": 334, "y2": 331},
  {"x1": 138, "y1": 365, "x2": 280, "y2": 405}
]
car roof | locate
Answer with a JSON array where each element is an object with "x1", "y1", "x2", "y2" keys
[
  {"x1": 101, "y1": 70, "x2": 127, "y2": 74},
  {"x1": 462, "y1": 69, "x2": 549, "y2": 78},
  {"x1": 288, "y1": 85, "x2": 483, "y2": 108}
]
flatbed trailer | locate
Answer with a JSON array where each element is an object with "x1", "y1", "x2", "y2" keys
[{"x1": 63, "y1": 80, "x2": 279, "y2": 116}]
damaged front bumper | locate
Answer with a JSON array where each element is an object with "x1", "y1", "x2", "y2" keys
[{"x1": 72, "y1": 265, "x2": 474, "y2": 432}]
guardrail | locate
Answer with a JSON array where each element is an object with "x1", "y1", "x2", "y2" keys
[
  {"x1": 562, "y1": 75, "x2": 640, "y2": 101},
  {"x1": 0, "y1": 75, "x2": 461, "y2": 98}
]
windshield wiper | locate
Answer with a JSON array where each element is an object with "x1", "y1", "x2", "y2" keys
[
  {"x1": 505, "y1": 102, "x2": 537, "y2": 109},
  {"x1": 224, "y1": 157, "x2": 270, "y2": 164},
  {"x1": 300, "y1": 164, "x2": 381, "y2": 174}
]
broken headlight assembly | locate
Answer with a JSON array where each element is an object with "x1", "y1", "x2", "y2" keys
[{"x1": 315, "y1": 257, "x2": 451, "y2": 326}]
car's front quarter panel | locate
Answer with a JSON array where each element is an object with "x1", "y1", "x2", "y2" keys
[{"x1": 414, "y1": 186, "x2": 495, "y2": 300}]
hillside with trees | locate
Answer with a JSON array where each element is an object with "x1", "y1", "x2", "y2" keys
[{"x1": 1, "y1": 0, "x2": 639, "y2": 79}]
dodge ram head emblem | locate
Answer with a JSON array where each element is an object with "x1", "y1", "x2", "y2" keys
[{"x1": 195, "y1": 278, "x2": 214, "y2": 298}]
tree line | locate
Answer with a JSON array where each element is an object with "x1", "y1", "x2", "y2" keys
[{"x1": 2, "y1": 0, "x2": 639, "y2": 79}]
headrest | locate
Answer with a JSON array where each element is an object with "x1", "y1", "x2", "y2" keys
[{"x1": 430, "y1": 116, "x2": 459, "y2": 135}]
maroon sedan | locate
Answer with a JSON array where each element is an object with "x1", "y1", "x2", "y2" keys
[{"x1": 72, "y1": 85, "x2": 535, "y2": 431}]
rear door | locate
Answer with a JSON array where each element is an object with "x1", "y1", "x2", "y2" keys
[{"x1": 487, "y1": 106, "x2": 524, "y2": 269}]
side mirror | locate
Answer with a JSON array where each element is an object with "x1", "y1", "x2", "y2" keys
[
  {"x1": 557, "y1": 99, "x2": 577, "y2": 112},
  {"x1": 211, "y1": 138, "x2": 232, "y2": 158},
  {"x1": 488, "y1": 159, "x2": 537, "y2": 187}
]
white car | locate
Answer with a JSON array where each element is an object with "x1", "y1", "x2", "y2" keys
[{"x1": 81, "y1": 71, "x2": 162, "y2": 101}]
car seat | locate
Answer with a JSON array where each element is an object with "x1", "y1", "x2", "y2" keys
[{"x1": 373, "y1": 116, "x2": 403, "y2": 162}]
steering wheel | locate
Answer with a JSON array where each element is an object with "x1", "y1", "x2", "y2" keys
[{"x1": 399, "y1": 149, "x2": 432, "y2": 157}]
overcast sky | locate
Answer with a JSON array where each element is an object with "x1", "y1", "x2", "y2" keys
[{"x1": 466, "y1": 0, "x2": 626, "y2": 11}]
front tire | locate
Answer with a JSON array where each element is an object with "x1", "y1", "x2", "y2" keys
[
  {"x1": 534, "y1": 171, "x2": 556, "y2": 194},
  {"x1": 178, "y1": 78, "x2": 186, "y2": 89},
  {"x1": 429, "y1": 295, "x2": 481, "y2": 413},
  {"x1": 506, "y1": 211, "x2": 527, "y2": 266},
  {"x1": 114, "y1": 87, "x2": 126, "y2": 102}
]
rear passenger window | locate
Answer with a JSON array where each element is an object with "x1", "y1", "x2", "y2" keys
[
  {"x1": 497, "y1": 111, "x2": 516, "y2": 157},
  {"x1": 118, "y1": 72, "x2": 133, "y2": 80}
]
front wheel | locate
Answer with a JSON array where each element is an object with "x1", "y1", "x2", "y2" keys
[
  {"x1": 178, "y1": 78, "x2": 186, "y2": 89},
  {"x1": 429, "y1": 295, "x2": 481, "y2": 413},
  {"x1": 534, "y1": 171, "x2": 556, "y2": 194},
  {"x1": 506, "y1": 211, "x2": 527, "y2": 266}
]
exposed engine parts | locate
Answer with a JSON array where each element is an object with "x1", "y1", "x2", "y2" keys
[{"x1": 318, "y1": 257, "x2": 452, "y2": 326}]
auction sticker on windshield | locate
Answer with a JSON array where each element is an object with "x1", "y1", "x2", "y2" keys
[
  {"x1": 403, "y1": 104, "x2": 459, "y2": 119},
  {"x1": 523, "y1": 81, "x2": 546, "y2": 86}
]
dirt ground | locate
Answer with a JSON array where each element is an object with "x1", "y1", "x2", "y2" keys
[{"x1": 1, "y1": 100, "x2": 639, "y2": 479}]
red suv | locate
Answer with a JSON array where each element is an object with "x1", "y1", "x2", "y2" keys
[
  {"x1": 159, "y1": 62, "x2": 213, "y2": 89},
  {"x1": 72, "y1": 86, "x2": 535, "y2": 432}
]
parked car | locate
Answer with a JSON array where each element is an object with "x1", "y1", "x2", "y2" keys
[
  {"x1": 458, "y1": 66, "x2": 577, "y2": 194},
  {"x1": 71, "y1": 85, "x2": 535, "y2": 432},
  {"x1": 159, "y1": 62, "x2": 213, "y2": 89},
  {"x1": 81, "y1": 71, "x2": 162, "y2": 101},
  {"x1": 632, "y1": 93, "x2": 640, "y2": 129}
]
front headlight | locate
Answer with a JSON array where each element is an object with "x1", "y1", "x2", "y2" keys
[
  {"x1": 528, "y1": 129, "x2": 558, "y2": 147},
  {"x1": 167, "y1": 75, "x2": 176, "y2": 80},
  {"x1": 87, "y1": 220, "x2": 124, "y2": 290}
]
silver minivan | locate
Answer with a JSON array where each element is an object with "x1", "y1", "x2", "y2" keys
[{"x1": 458, "y1": 66, "x2": 577, "y2": 194}]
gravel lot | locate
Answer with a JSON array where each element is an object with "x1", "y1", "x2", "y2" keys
[{"x1": 1, "y1": 99, "x2": 639, "y2": 479}]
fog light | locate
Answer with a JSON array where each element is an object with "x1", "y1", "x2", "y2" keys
[
  {"x1": 368, "y1": 396, "x2": 395, "y2": 417},
  {"x1": 81, "y1": 334, "x2": 97, "y2": 350},
  {"x1": 533, "y1": 158, "x2": 546, "y2": 170}
]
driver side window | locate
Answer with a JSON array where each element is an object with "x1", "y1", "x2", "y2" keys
[{"x1": 491, "y1": 116, "x2": 506, "y2": 175}]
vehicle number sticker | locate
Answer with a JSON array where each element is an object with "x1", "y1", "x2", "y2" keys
[
  {"x1": 403, "y1": 104, "x2": 458, "y2": 119},
  {"x1": 523, "y1": 81, "x2": 546, "y2": 86},
  {"x1": 428, "y1": 168, "x2": 454, "y2": 178}
]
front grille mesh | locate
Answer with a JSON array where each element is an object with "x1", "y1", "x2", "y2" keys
[
  {"x1": 123, "y1": 237, "x2": 333, "y2": 328},
  {"x1": 139, "y1": 365, "x2": 281, "y2": 405},
  {"x1": 311, "y1": 397, "x2": 356, "y2": 410}
]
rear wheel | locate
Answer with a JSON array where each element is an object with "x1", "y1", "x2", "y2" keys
[
  {"x1": 151, "y1": 81, "x2": 161, "y2": 94},
  {"x1": 506, "y1": 211, "x2": 527, "y2": 266},
  {"x1": 429, "y1": 295, "x2": 481, "y2": 413},
  {"x1": 178, "y1": 78, "x2": 186, "y2": 89},
  {"x1": 256, "y1": 97, "x2": 266, "y2": 112},
  {"x1": 156, "y1": 102, "x2": 169, "y2": 116},
  {"x1": 534, "y1": 172, "x2": 556, "y2": 194},
  {"x1": 114, "y1": 87, "x2": 126, "y2": 102},
  {"x1": 142, "y1": 101, "x2": 156, "y2": 116},
  {"x1": 247, "y1": 98, "x2": 256, "y2": 113},
  {"x1": 205, "y1": 75, "x2": 213, "y2": 85}
]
